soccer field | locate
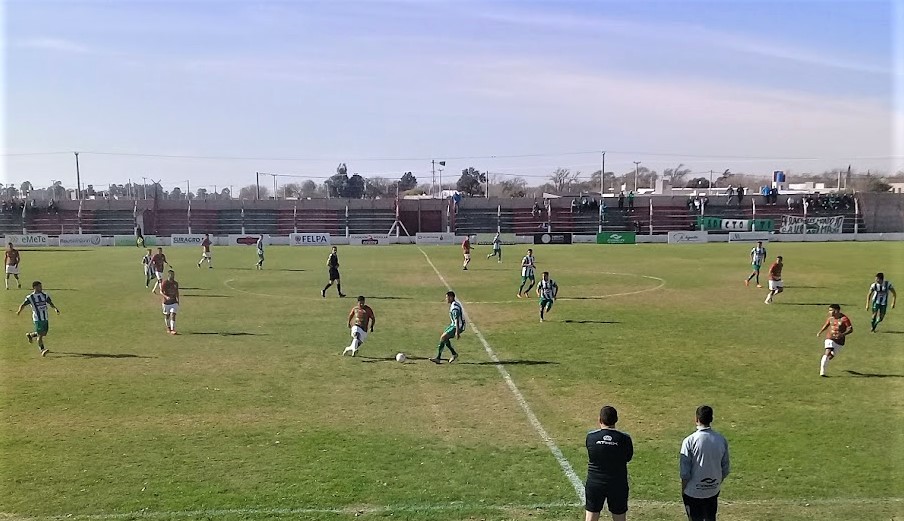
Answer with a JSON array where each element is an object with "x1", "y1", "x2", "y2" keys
[{"x1": 1, "y1": 242, "x2": 902, "y2": 521}]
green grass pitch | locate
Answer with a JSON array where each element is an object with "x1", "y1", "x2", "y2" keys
[{"x1": 1, "y1": 242, "x2": 902, "y2": 520}]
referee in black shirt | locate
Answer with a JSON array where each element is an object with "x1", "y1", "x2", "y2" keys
[{"x1": 585, "y1": 405, "x2": 633, "y2": 521}]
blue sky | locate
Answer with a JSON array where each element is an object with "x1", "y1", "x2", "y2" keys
[{"x1": 3, "y1": 0, "x2": 902, "y2": 191}]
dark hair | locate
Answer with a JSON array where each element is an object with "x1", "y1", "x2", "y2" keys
[
  {"x1": 357, "y1": 295, "x2": 366, "y2": 302},
  {"x1": 446, "y1": 291, "x2": 455, "y2": 299},
  {"x1": 777, "y1": 256, "x2": 783, "y2": 261},
  {"x1": 599, "y1": 406, "x2": 618, "y2": 426},
  {"x1": 696, "y1": 405, "x2": 714, "y2": 425},
  {"x1": 876, "y1": 272, "x2": 884, "y2": 280},
  {"x1": 542, "y1": 271, "x2": 549, "y2": 277},
  {"x1": 32, "y1": 280, "x2": 41, "y2": 288},
  {"x1": 829, "y1": 304, "x2": 841, "y2": 311}
]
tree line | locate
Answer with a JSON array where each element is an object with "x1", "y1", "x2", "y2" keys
[{"x1": 5, "y1": 165, "x2": 901, "y2": 202}]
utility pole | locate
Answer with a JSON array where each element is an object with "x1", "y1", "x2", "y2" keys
[
  {"x1": 709, "y1": 170, "x2": 714, "y2": 192},
  {"x1": 600, "y1": 151, "x2": 606, "y2": 195},
  {"x1": 255, "y1": 172, "x2": 260, "y2": 200},
  {"x1": 74, "y1": 152, "x2": 82, "y2": 200},
  {"x1": 186, "y1": 180, "x2": 191, "y2": 200},
  {"x1": 142, "y1": 177, "x2": 148, "y2": 200},
  {"x1": 633, "y1": 161, "x2": 641, "y2": 192},
  {"x1": 431, "y1": 160, "x2": 436, "y2": 198},
  {"x1": 272, "y1": 174, "x2": 277, "y2": 200}
]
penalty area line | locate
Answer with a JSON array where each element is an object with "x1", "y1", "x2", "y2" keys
[{"x1": 418, "y1": 247, "x2": 586, "y2": 503}]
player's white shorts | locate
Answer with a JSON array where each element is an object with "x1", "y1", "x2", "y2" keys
[
  {"x1": 155, "y1": 271, "x2": 164, "y2": 280},
  {"x1": 463, "y1": 253, "x2": 471, "y2": 261},
  {"x1": 162, "y1": 303, "x2": 179, "y2": 315},
  {"x1": 351, "y1": 325, "x2": 368, "y2": 344},
  {"x1": 824, "y1": 339, "x2": 843, "y2": 352},
  {"x1": 768, "y1": 279, "x2": 783, "y2": 290},
  {"x1": 5, "y1": 264, "x2": 19, "y2": 275},
  {"x1": 202, "y1": 252, "x2": 211, "y2": 259}
]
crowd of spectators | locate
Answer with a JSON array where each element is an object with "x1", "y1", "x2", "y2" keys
[
  {"x1": 686, "y1": 194, "x2": 710, "y2": 212},
  {"x1": 0, "y1": 199, "x2": 59, "y2": 215},
  {"x1": 787, "y1": 193, "x2": 854, "y2": 213},
  {"x1": 570, "y1": 195, "x2": 603, "y2": 214}
]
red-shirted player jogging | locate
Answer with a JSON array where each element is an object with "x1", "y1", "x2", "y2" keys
[
  {"x1": 816, "y1": 304, "x2": 853, "y2": 377},
  {"x1": 461, "y1": 236, "x2": 472, "y2": 271},
  {"x1": 764, "y1": 256, "x2": 783, "y2": 304},
  {"x1": 197, "y1": 234, "x2": 213, "y2": 268},
  {"x1": 343, "y1": 296, "x2": 376, "y2": 356}
]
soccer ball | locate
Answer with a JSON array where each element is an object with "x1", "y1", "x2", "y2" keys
[{"x1": 395, "y1": 353, "x2": 406, "y2": 363}]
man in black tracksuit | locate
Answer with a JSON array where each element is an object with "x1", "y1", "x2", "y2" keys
[{"x1": 585, "y1": 406, "x2": 633, "y2": 521}]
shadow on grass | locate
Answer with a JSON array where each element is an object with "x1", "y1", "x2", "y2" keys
[
  {"x1": 54, "y1": 352, "x2": 157, "y2": 359},
  {"x1": 779, "y1": 303, "x2": 851, "y2": 307},
  {"x1": 231, "y1": 267, "x2": 306, "y2": 272},
  {"x1": 366, "y1": 296, "x2": 414, "y2": 300},
  {"x1": 187, "y1": 332, "x2": 265, "y2": 336},
  {"x1": 880, "y1": 330, "x2": 904, "y2": 334},
  {"x1": 182, "y1": 294, "x2": 231, "y2": 298},
  {"x1": 358, "y1": 355, "x2": 557, "y2": 366},
  {"x1": 563, "y1": 320, "x2": 620, "y2": 324},
  {"x1": 784, "y1": 286, "x2": 827, "y2": 289},
  {"x1": 844, "y1": 370, "x2": 904, "y2": 378}
]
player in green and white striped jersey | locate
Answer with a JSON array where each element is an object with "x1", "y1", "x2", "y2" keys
[
  {"x1": 517, "y1": 249, "x2": 536, "y2": 298},
  {"x1": 429, "y1": 291, "x2": 465, "y2": 364},
  {"x1": 16, "y1": 280, "x2": 61, "y2": 357},
  {"x1": 536, "y1": 271, "x2": 558, "y2": 322},
  {"x1": 866, "y1": 272, "x2": 896, "y2": 332}
]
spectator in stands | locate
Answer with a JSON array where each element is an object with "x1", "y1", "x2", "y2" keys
[
  {"x1": 726, "y1": 185, "x2": 735, "y2": 204},
  {"x1": 737, "y1": 186, "x2": 744, "y2": 206},
  {"x1": 618, "y1": 191, "x2": 625, "y2": 211},
  {"x1": 627, "y1": 191, "x2": 635, "y2": 211},
  {"x1": 787, "y1": 196, "x2": 795, "y2": 210},
  {"x1": 571, "y1": 198, "x2": 578, "y2": 214},
  {"x1": 581, "y1": 195, "x2": 589, "y2": 213},
  {"x1": 634, "y1": 221, "x2": 642, "y2": 233},
  {"x1": 532, "y1": 200, "x2": 541, "y2": 218},
  {"x1": 452, "y1": 192, "x2": 462, "y2": 213}
]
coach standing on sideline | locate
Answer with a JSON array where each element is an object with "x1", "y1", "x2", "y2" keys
[
  {"x1": 585, "y1": 405, "x2": 633, "y2": 521},
  {"x1": 679, "y1": 405, "x2": 730, "y2": 521}
]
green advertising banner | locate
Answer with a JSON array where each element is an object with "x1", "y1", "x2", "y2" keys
[
  {"x1": 597, "y1": 232, "x2": 636, "y2": 244},
  {"x1": 751, "y1": 219, "x2": 774, "y2": 231}
]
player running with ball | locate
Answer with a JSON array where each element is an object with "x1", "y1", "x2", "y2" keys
[
  {"x1": 343, "y1": 296, "x2": 375, "y2": 357},
  {"x1": 16, "y1": 280, "x2": 60, "y2": 357}
]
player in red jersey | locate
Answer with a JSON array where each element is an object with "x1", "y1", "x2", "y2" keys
[
  {"x1": 764, "y1": 256, "x2": 783, "y2": 304},
  {"x1": 5, "y1": 243, "x2": 21, "y2": 290},
  {"x1": 816, "y1": 304, "x2": 853, "y2": 377},
  {"x1": 150, "y1": 247, "x2": 171, "y2": 294},
  {"x1": 197, "y1": 234, "x2": 213, "y2": 268},
  {"x1": 343, "y1": 296, "x2": 375, "y2": 356},
  {"x1": 160, "y1": 270, "x2": 180, "y2": 335},
  {"x1": 461, "y1": 236, "x2": 472, "y2": 271}
]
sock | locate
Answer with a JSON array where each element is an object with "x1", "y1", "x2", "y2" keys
[
  {"x1": 337, "y1": 283, "x2": 342, "y2": 294},
  {"x1": 871, "y1": 316, "x2": 879, "y2": 330},
  {"x1": 164, "y1": 317, "x2": 170, "y2": 329},
  {"x1": 170, "y1": 319, "x2": 176, "y2": 331},
  {"x1": 756, "y1": 274, "x2": 760, "y2": 284},
  {"x1": 38, "y1": 338, "x2": 45, "y2": 350},
  {"x1": 447, "y1": 341, "x2": 457, "y2": 357},
  {"x1": 820, "y1": 354, "x2": 829, "y2": 375},
  {"x1": 518, "y1": 283, "x2": 526, "y2": 294},
  {"x1": 351, "y1": 338, "x2": 359, "y2": 350},
  {"x1": 526, "y1": 282, "x2": 535, "y2": 293},
  {"x1": 323, "y1": 283, "x2": 331, "y2": 292},
  {"x1": 436, "y1": 341, "x2": 446, "y2": 359}
]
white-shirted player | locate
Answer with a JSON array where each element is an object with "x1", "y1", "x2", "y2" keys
[{"x1": 517, "y1": 248, "x2": 536, "y2": 298}]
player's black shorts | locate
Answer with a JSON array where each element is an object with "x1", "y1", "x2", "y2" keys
[
  {"x1": 329, "y1": 268, "x2": 340, "y2": 281},
  {"x1": 585, "y1": 480, "x2": 628, "y2": 515}
]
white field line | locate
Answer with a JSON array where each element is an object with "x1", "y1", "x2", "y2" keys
[
  {"x1": 467, "y1": 272, "x2": 666, "y2": 304},
  {"x1": 418, "y1": 248, "x2": 586, "y2": 502},
  {"x1": 8, "y1": 497, "x2": 903, "y2": 520}
]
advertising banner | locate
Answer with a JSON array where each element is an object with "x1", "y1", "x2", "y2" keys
[
  {"x1": 349, "y1": 233, "x2": 392, "y2": 246},
  {"x1": 697, "y1": 216, "x2": 723, "y2": 231},
  {"x1": 728, "y1": 231, "x2": 771, "y2": 242},
  {"x1": 779, "y1": 215, "x2": 844, "y2": 234},
  {"x1": 290, "y1": 233, "x2": 331, "y2": 246},
  {"x1": 667, "y1": 231, "x2": 709, "y2": 244},
  {"x1": 416, "y1": 233, "x2": 456, "y2": 245},
  {"x1": 230, "y1": 234, "x2": 269, "y2": 246},
  {"x1": 751, "y1": 219, "x2": 775, "y2": 232},
  {"x1": 5, "y1": 234, "x2": 49, "y2": 247},
  {"x1": 572, "y1": 235, "x2": 596, "y2": 243},
  {"x1": 474, "y1": 233, "x2": 518, "y2": 246},
  {"x1": 596, "y1": 232, "x2": 636, "y2": 244},
  {"x1": 533, "y1": 232, "x2": 573, "y2": 245},
  {"x1": 720, "y1": 219, "x2": 750, "y2": 231},
  {"x1": 170, "y1": 234, "x2": 205, "y2": 247},
  {"x1": 59, "y1": 234, "x2": 102, "y2": 246}
]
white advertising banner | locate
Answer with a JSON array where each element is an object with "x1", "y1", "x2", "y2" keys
[
  {"x1": 572, "y1": 234, "x2": 597, "y2": 244},
  {"x1": 170, "y1": 234, "x2": 205, "y2": 247},
  {"x1": 728, "y1": 231, "x2": 771, "y2": 242},
  {"x1": 416, "y1": 232, "x2": 456, "y2": 245},
  {"x1": 720, "y1": 219, "x2": 750, "y2": 231},
  {"x1": 667, "y1": 231, "x2": 709, "y2": 244},
  {"x1": 290, "y1": 233, "x2": 331, "y2": 246},
  {"x1": 349, "y1": 233, "x2": 392, "y2": 245},
  {"x1": 5, "y1": 234, "x2": 49, "y2": 247},
  {"x1": 59, "y1": 234, "x2": 103, "y2": 246},
  {"x1": 779, "y1": 215, "x2": 844, "y2": 235}
]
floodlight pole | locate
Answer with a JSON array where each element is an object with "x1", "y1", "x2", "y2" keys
[
  {"x1": 633, "y1": 161, "x2": 641, "y2": 192},
  {"x1": 74, "y1": 152, "x2": 82, "y2": 200},
  {"x1": 600, "y1": 151, "x2": 606, "y2": 195}
]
